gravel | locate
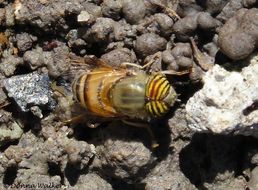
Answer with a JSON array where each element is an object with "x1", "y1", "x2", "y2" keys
[
  {"x1": 0, "y1": 0, "x2": 258, "y2": 189},
  {"x1": 3, "y1": 72, "x2": 55, "y2": 113}
]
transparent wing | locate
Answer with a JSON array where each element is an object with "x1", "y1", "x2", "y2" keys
[{"x1": 61, "y1": 54, "x2": 112, "y2": 82}]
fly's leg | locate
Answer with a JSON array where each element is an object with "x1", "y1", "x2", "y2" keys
[
  {"x1": 122, "y1": 120, "x2": 159, "y2": 149},
  {"x1": 160, "y1": 70, "x2": 190, "y2": 75},
  {"x1": 120, "y1": 52, "x2": 162, "y2": 70},
  {"x1": 51, "y1": 81, "x2": 70, "y2": 98},
  {"x1": 190, "y1": 37, "x2": 213, "y2": 71},
  {"x1": 120, "y1": 62, "x2": 143, "y2": 69},
  {"x1": 149, "y1": 0, "x2": 180, "y2": 20},
  {"x1": 62, "y1": 113, "x2": 86, "y2": 125},
  {"x1": 121, "y1": 52, "x2": 190, "y2": 76},
  {"x1": 51, "y1": 81, "x2": 74, "y2": 107},
  {"x1": 162, "y1": 4, "x2": 180, "y2": 20},
  {"x1": 150, "y1": 38, "x2": 213, "y2": 76},
  {"x1": 51, "y1": 81, "x2": 84, "y2": 125},
  {"x1": 146, "y1": 126, "x2": 159, "y2": 148},
  {"x1": 145, "y1": 52, "x2": 191, "y2": 76},
  {"x1": 0, "y1": 101, "x2": 10, "y2": 109},
  {"x1": 142, "y1": 52, "x2": 162, "y2": 69}
]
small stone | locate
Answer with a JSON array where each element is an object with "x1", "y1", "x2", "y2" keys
[
  {"x1": 16, "y1": 33, "x2": 36, "y2": 52},
  {"x1": 186, "y1": 53, "x2": 258, "y2": 136},
  {"x1": 101, "y1": 48, "x2": 137, "y2": 67},
  {"x1": 101, "y1": 0, "x2": 122, "y2": 20},
  {"x1": 0, "y1": 110, "x2": 23, "y2": 143},
  {"x1": 251, "y1": 153, "x2": 258, "y2": 165},
  {"x1": 93, "y1": 122, "x2": 155, "y2": 182},
  {"x1": 0, "y1": 8, "x2": 5, "y2": 26},
  {"x1": 0, "y1": 56, "x2": 23, "y2": 77},
  {"x1": 81, "y1": 2, "x2": 102, "y2": 18},
  {"x1": 154, "y1": 13, "x2": 174, "y2": 37},
  {"x1": 77, "y1": 11, "x2": 91, "y2": 24},
  {"x1": 218, "y1": 8, "x2": 258, "y2": 60},
  {"x1": 30, "y1": 106, "x2": 43, "y2": 118},
  {"x1": 5, "y1": 4, "x2": 15, "y2": 27},
  {"x1": 135, "y1": 33, "x2": 167, "y2": 58},
  {"x1": 69, "y1": 173, "x2": 113, "y2": 190},
  {"x1": 122, "y1": 0, "x2": 146, "y2": 24},
  {"x1": 3, "y1": 72, "x2": 55, "y2": 112},
  {"x1": 172, "y1": 14, "x2": 198, "y2": 40},
  {"x1": 23, "y1": 47, "x2": 45, "y2": 70},
  {"x1": 80, "y1": 17, "x2": 115, "y2": 43},
  {"x1": 247, "y1": 166, "x2": 258, "y2": 190}
]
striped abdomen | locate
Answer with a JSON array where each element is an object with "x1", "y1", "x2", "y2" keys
[
  {"x1": 72, "y1": 67, "x2": 127, "y2": 117},
  {"x1": 145, "y1": 73, "x2": 177, "y2": 117}
]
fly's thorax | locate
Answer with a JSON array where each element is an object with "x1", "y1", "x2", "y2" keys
[
  {"x1": 110, "y1": 72, "x2": 150, "y2": 119},
  {"x1": 145, "y1": 73, "x2": 177, "y2": 118}
]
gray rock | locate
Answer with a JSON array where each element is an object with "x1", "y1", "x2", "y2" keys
[
  {"x1": 197, "y1": 12, "x2": 221, "y2": 30},
  {"x1": 0, "y1": 8, "x2": 5, "y2": 26},
  {"x1": 122, "y1": 0, "x2": 146, "y2": 24},
  {"x1": 162, "y1": 43, "x2": 193, "y2": 74},
  {"x1": 135, "y1": 33, "x2": 167, "y2": 58},
  {"x1": 81, "y1": 2, "x2": 102, "y2": 19},
  {"x1": 3, "y1": 72, "x2": 55, "y2": 112},
  {"x1": 77, "y1": 10, "x2": 92, "y2": 24},
  {"x1": 101, "y1": 0, "x2": 122, "y2": 20},
  {"x1": 143, "y1": 157, "x2": 197, "y2": 190},
  {"x1": 44, "y1": 43, "x2": 70, "y2": 78},
  {"x1": 69, "y1": 173, "x2": 113, "y2": 190},
  {"x1": 5, "y1": 4, "x2": 14, "y2": 27},
  {"x1": 13, "y1": 0, "x2": 83, "y2": 32},
  {"x1": 218, "y1": 8, "x2": 258, "y2": 60},
  {"x1": 173, "y1": 12, "x2": 220, "y2": 40},
  {"x1": 172, "y1": 13, "x2": 199, "y2": 40},
  {"x1": 0, "y1": 56, "x2": 23, "y2": 77},
  {"x1": 23, "y1": 43, "x2": 69, "y2": 77},
  {"x1": 101, "y1": 48, "x2": 137, "y2": 67},
  {"x1": 186, "y1": 53, "x2": 258, "y2": 137},
  {"x1": 216, "y1": 0, "x2": 243, "y2": 22},
  {"x1": 0, "y1": 110, "x2": 23, "y2": 143},
  {"x1": 154, "y1": 13, "x2": 174, "y2": 37},
  {"x1": 92, "y1": 122, "x2": 155, "y2": 182},
  {"x1": 16, "y1": 33, "x2": 37, "y2": 52},
  {"x1": 80, "y1": 17, "x2": 115, "y2": 43},
  {"x1": 23, "y1": 47, "x2": 45, "y2": 70},
  {"x1": 242, "y1": 0, "x2": 258, "y2": 7},
  {"x1": 206, "y1": 0, "x2": 228, "y2": 14},
  {"x1": 0, "y1": 74, "x2": 8, "y2": 107},
  {"x1": 248, "y1": 166, "x2": 258, "y2": 190}
]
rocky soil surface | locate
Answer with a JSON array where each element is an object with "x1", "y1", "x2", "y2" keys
[{"x1": 0, "y1": 0, "x2": 258, "y2": 189}]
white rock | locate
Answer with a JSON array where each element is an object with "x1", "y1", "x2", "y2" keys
[
  {"x1": 186, "y1": 53, "x2": 258, "y2": 137},
  {"x1": 77, "y1": 11, "x2": 91, "y2": 23}
]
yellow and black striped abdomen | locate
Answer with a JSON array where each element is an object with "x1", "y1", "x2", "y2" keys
[
  {"x1": 72, "y1": 67, "x2": 127, "y2": 117},
  {"x1": 145, "y1": 73, "x2": 176, "y2": 117}
]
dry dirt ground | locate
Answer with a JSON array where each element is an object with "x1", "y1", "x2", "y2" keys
[{"x1": 0, "y1": 0, "x2": 258, "y2": 190}]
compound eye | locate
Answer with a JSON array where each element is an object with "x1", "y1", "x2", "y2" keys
[
  {"x1": 145, "y1": 101, "x2": 169, "y2": 117},
  {"x1": 146, "y1": 74, "x2": 171, "y2": 101}
]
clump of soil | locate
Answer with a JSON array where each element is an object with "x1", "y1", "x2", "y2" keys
[{"x1": 0, "y1": 0, "x2": 258, "y2": 189}]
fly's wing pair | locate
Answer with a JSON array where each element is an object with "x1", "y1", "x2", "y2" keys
[{"x1": 62, "y1": 54, "x2": 113, "y2": 82}]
